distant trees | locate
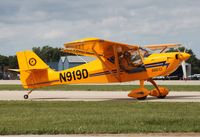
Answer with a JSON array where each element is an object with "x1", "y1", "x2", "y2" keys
[
  {"x1": 8, "y1": 55, "x2": 18, "y2": 69},
  {"x1": 0, "y1": 55, "x2": 9, "y2": 66},
  {"x1": 0, "y1": 54, "x2": 18, "y2": 79},
  {"x1": 187, "y1": 49, "x2": 200, "y2": 74}
]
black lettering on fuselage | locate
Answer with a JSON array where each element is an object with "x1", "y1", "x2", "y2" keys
[
  {"x1": 82, "y1": 69, "x2": 89, "y2": 78},
  {"x1": 60, "y1": 72, "x2": 66, "y2": 83},
  {"x1": 152, "y1": 67, "x2": 163, "y2": 72},
  {"x1": 59, "y1": 69, "x2": 89, "y2": 83}
]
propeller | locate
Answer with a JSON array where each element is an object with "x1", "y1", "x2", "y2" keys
[
  {"x1": 181, "y1": 60, "x2": 187, "y2": 80},
  {"x1": 180, "y1": 47, "x2": 188, "y2": 80}
]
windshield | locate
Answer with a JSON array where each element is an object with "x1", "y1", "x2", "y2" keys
[{"x1": 139, "y1": 48, "x2": 152, "y2": 58}]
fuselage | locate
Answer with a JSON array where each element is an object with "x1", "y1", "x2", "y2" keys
[{"x1": 25, "y1": 51, "x2": 189, "y2": 89}]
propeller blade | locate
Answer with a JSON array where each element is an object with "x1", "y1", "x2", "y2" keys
[
  {"x1": 181, "y1": 61, "x2": 187, "y2": 79},
  {"x1": 184, "y1": 47, "x2": 186, "y2": 53}
]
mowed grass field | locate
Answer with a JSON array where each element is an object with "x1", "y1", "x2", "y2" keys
[
  {"x1": 0, "y1": 101, "x2": 199, "y2": 135},
  {"x1": 0, "y1": 84, "x2": 200, "y2": 91}
]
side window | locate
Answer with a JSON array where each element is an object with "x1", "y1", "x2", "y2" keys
[
  {"x1": 119, "y1": 50, "x2": 143, "y2": 71},
  {"x1": 107, "y1": 56, "x2": 115, "y2": 64},
  {"x1": 130, "y1": 51, "x2": 142, "y2": 66},
  {"x1": 139, "y1": 48, "x2": 150, "y2": 58}
]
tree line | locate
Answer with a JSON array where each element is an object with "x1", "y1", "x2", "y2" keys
[{"x1": 0, "y1": 46, "x2": 200, "y2": 74}]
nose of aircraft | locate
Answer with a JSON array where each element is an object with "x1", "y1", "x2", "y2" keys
[{"x1": 179, "y1": 53, "x2": 190, "y2": 61}]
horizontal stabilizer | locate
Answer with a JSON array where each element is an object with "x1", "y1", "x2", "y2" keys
[{"x1": 8, "y1": 69, "x2": 20, "y2": 72}]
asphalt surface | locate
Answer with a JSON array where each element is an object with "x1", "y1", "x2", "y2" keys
[{"x1": 0, "y1": 90, "x2": 199, "y2": 102}]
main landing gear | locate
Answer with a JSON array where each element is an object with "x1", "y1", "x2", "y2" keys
[
  {"x1": 24, "y1": 89, "x2": 34, "y2": 99},
  {"x1": 128, "y1": 79, "x2": 169, "y2": 100}
]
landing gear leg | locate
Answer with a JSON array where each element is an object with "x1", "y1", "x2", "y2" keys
[
  {"x1": 148, "y1": 78, "x2": 169, "y2": 98},
  {"x1": 24, "y1": 89, "x2": 34, "y2": 99},
  {"x1": 128, "y1": 80, "x2": 149, "y2": 100}
]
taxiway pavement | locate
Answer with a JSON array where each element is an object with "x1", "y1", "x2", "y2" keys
[{"x1": 0, "y1": 90, "x2": 199, "y2": 102}]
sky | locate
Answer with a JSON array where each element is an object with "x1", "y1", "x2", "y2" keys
[{"x1": 0, "y1": 0, "x2": 200, "y2": 58}]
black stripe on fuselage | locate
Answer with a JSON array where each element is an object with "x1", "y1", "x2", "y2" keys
[
  {"x1": 89, "y1": 70, "x2": 118, "y2": 77},
  {"x1": 145, "y1": 61, "x2": 166, "y2": 68}
]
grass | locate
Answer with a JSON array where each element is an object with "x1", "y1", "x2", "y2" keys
[
  {"x1": 0, "y1": 84, "x2": 200, "y2": 91},
  {"x1": 0, "y1": 101, "x2": 199, "y2": 134}
]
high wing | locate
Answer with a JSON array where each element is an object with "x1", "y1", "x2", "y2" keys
[
  {"x1": 63, "y1": 37, "x2": 139, "y2": 58},
  {"x1": 144, "y1": 44, "x2": 181, "y2": 53}
]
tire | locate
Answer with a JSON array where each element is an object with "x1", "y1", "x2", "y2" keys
[
  {"x1": 24, "y1": 94, "x2": 29, "y2": 99},
  {"x1": 137, "y1": 96, "x2": 147, "y2": 100},
  {"x1": 157, "y1": 95, "x2": 166, "y2": 99}
]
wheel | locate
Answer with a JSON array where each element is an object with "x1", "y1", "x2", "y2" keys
[
  {"x1": 157, "y1": 95, "x2": 166, "y2": 99},
  {"x1": 137, "y1": 96, "x2": 147, "y2": 100},
  {"x1": 24, "y1": 94, "x2": 29, "y2": 99}
]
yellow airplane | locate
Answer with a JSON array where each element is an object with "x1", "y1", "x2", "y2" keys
[{"x1": 16, "y1": 38, "x2": 190, "y2": 100}]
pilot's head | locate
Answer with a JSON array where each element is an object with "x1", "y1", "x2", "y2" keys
[{"x1": 124, "y1": 51, "x2": 131, "y2": 58}]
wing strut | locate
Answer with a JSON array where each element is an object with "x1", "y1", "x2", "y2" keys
[
  {"x1": 92, "y1": 43, "x2": 120, "y2": 82},
  {"x1": 113, "y1": 45, "x2": 121, "y2": 82}
]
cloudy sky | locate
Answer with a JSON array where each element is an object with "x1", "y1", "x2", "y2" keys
[{"x1": 0, "y1": 0, "x2": 200, "y2": 58}]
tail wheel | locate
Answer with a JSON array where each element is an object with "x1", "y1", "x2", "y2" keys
[{"x1": 24, "y1": 94, "x2": 29, "y2": 99}]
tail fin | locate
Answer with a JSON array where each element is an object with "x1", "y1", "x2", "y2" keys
[
  {"x1": 17, "y1": 50, "x2": 49, "y2": 71},
  {"x1": 16, "y1": 50, "x2": 53, "y2": 89}
]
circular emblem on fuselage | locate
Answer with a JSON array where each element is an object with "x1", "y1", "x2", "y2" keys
[{"x1": 29, "y1": 58, "x2": 37, "y2": 66}]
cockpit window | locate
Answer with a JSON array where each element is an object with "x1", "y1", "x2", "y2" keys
[
  {"x1": 119, "y1": 49, "x2": 144, "y2": 72},
  {"x1": 107, "y1": 46, "x2": 148, "y2": 73},
  {"x1": 139, "y1": 48, "x2": 152, "y2": 58}
]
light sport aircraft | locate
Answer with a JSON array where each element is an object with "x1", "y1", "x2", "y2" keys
[{"x1": 16, "y1": 38, "x2": 190, "y2": 100}]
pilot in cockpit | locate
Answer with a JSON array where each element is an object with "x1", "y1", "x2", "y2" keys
[{"x1": 119, "y1": 50, "x2": 143, "y2": 72}]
